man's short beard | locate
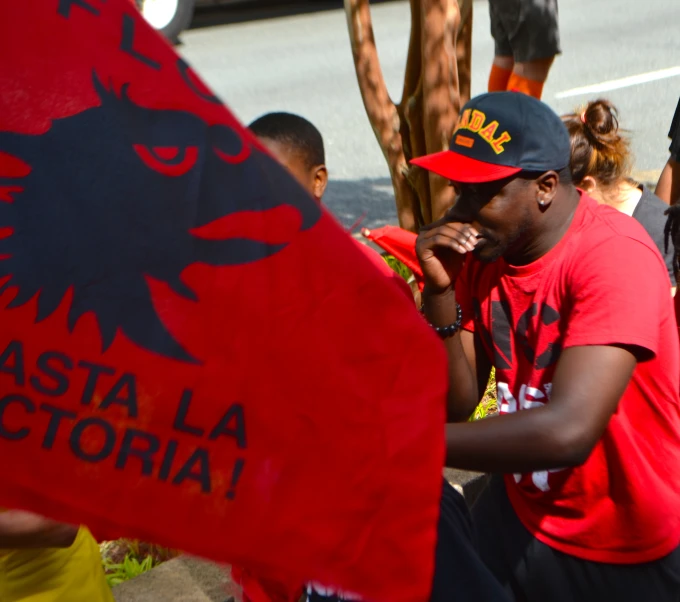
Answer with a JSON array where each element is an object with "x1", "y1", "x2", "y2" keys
[
  {"x1": 474, "y1": 218, "x2": 532, "y2": 264},
  {"x1": 474, "y1": 240, "x2": 505, "y2": 263}
]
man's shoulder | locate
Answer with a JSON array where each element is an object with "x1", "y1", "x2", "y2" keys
[
  {"x1": 559, "y1": 197, "x2": 670, "y2": 291},
  {"x1": 577, "y1": 195, "x2": 662, "y2": 256}
]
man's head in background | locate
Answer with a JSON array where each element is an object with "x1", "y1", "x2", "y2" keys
[
  {"x1": 249, "y1": 111, "x2": 417, "y2": 303},
  {"x1": 249, "y1": 112, "x2": 328, "y2": 203}
]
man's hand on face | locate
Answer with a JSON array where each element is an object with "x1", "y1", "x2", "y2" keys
[{"x1": 416, "y1": 219, "x2": 480, "y2": 294}]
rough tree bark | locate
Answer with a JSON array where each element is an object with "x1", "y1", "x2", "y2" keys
[{"x1": 345, "y1": 0, "x2": 473, "y2": 231}]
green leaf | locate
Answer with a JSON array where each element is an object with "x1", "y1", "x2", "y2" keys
[
  {"x1": 381, "y1": 254, "x2": 412, "y2": 283},
  {"x1": 123, "y1": 554, "x2": 135, "y2": 574},
  {"x1": 141, "y1": 555, "x2": 154, "y2": 571},
  {"x1": 469, "y1": 368, "x2": 498, "y2": 421}
]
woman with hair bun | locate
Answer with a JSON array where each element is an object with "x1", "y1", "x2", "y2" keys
[{"x1": 562, "y1": 99, "x2": 676, "y2": 293}]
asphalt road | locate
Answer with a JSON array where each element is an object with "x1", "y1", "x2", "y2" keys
[{"x1": 179, "y1": 0, "x2": 680, "y2": 230}]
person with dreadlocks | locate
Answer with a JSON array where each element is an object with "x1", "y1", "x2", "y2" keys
[
  {"x1": 664, "y1": 204, "x2": 680, "y2": 338},
  {"x1": 659, "y1": 98, "x2": 680, "y2": 337},
  {"x1": 562, "y1": 99, "x2": 676, "y2": 293},
  {"x1": 665, "y1": 205, "x2": 680, "y2": 274}
]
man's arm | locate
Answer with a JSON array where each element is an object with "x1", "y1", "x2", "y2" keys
[
  {"x1": 444, "y1": 344, "x2": 637, "y2": 473},
  {"x1": 417, "y1": 221, "x2": 491, "y2": 422},
  {"x1": 0, "y1": 510, "x2": 78, "y2": 548},
  {"x1": 422, "y1": 288, "x2": 491, "y2": 422}
]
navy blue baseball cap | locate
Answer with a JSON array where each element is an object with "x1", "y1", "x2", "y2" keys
[{"x1": 411, "y1": 92, "x2": 571, "y2": 183}]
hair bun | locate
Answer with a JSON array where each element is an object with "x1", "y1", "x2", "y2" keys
[
  {"x1": 581, "y1": 99, "x2": 620, "y2": 142},
  {"x1": 562, "y1": 99, "x2": 630, "y2": 187}
]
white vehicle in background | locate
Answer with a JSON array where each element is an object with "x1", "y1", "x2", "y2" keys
[
  {"x1": 136, "y1": 0, "x2": 197, "y2": 42},
  {"x1": 137, "y1": 0, "x2": 260, "y2": 43}
]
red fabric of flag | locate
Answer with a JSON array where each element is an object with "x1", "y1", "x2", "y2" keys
[
  {"x1": 0, "y1": 2, "x2": 447, "y2": 602},
  {"x1": 362, "y1": 226, "x2": 424, "y2": 290}
]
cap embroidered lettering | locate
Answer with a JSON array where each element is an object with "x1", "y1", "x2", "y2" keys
[
  {"x1": 478, "y1": 121, "x2": 499, "y2": 143},
  {"x1": 457, "y1": 109, "x2": 472, "y2": 131},
  {"x1": 490, "y1": 131, "x2": 512, "y2": 154},
  {"x1": 410, "y1": 92, "x2": 570, "y2": 183},
  {"x1": 455, "y1": 135, "x2": 475, "y2": 148},
  {"x1": 468, "y1": 110, "x2": 485, "y2": 133}
]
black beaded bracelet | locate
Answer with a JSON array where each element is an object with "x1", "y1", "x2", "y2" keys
[{"x1": 419, "y1": 303, "x2": 463, "y2": 339}]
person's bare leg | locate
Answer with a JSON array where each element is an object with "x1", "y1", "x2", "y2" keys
[
  {"x1": 513, "y1": 56, "x2": 555, "y2": 82},
  {"x1": 507, "y1": 56, "x2": 555, "y2": 99},
  {"x1": 494, "y1": 56, "x2": 514, "y2": 71}
]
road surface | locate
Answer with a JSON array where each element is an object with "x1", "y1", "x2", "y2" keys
[{"x1": 179, "y1": 0, "x2": 680, "y2": 230}]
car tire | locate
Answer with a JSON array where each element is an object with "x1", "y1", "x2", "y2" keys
[{"x1": 139, "y1": 0, "x2": 196, "y2": 44}]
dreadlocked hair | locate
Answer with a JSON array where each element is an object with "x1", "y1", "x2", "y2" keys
[{"x1": 664, "y1": 204, "x2": 680, "y2": 273}]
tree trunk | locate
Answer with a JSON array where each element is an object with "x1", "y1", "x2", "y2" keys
[
  {"x1": 420, "y1": 0, "x2": 461, "y2": 222},
  {"x1": 345, "y1": 0, "x2": 473, "y2": 230},
  {"x1": 456, "y1": 0, "x2": 473, "y2": 107},
  {"x1": 344, "y1": 0, "x2": 420, "y2": 232}
]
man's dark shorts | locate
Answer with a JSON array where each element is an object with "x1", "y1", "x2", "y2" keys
[
  {"x1": 489, "y1": 0, "x2": 561, "y2": 62},
  {"x1": 472, "y1": 475, "x2": 680, "y2": 602}
]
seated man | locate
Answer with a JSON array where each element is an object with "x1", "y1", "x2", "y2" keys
[
  {"x1": 0, "y1": 509, "x2": 113, "y2": 601},
  {"x1": 412, "y1": 91, "x2": 680, "y2": 602}
]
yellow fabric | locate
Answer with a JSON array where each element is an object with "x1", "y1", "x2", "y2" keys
[{"x1": 0, "y1": 526, "x2": 114, "y2": 602}]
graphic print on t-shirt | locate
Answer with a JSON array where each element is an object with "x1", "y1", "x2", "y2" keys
[
  {"x1": 475, "y1": 299, "x2": 562, "y2": 371},
  {"x1": 474, "y1": 296, "x2": 566, "y2": 491}
]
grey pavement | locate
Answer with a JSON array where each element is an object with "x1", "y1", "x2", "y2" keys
[
  {"x1": 113, "y1": 555, "x2": 238, "y2": 602},
  {"x1": 179, "y1": 0, "x2": 680, "y2": 230}
]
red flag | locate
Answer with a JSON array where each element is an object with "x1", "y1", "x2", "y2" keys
[
  {"x1": 362, "y1": 226, "x2": 424, "y2": 290},
  {"x1": 0, "y1": 2, "x2": 447, "y2": 601}
]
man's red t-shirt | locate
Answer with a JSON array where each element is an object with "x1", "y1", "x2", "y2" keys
[{"x1": 456, "y1": 193, "x2": 680, "y2": 564}]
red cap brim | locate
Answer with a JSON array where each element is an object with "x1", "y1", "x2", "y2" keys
[{"x1": 410, "y1": 150, "x2": 522, "y2": 183}]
